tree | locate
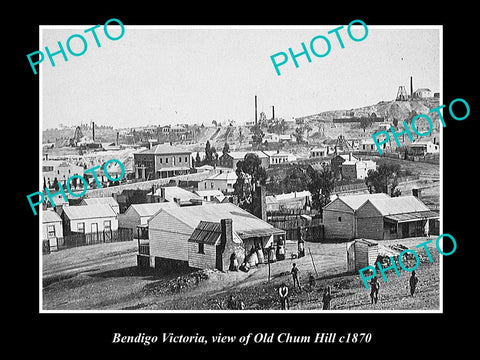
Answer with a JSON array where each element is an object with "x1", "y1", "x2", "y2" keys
[
  {"x1": 233, "y1": 153, "x2": 267, "y2": 212},
  {"x1": 365, "y1": 163, "x2": 401, "y2": 195},
  {"x1": 195, "y1": 152, "x2": 202, "y2": 167},
  {"x1": 222, "y1": 142, "x2": 230, "y2": 156},
  {"x1": 360, "y1": 116, "x2": 373, "y2": 132},
  {"x1": 205, "y1": 140, "x2": 213, "y2": 164},
  {"x1": 307, "y1": 165, "x2": 335, "y2": 218},
  {"x1": 251, "y1": 124, "x2": 264, "y2": 148},
  {"x1": 294, "y1": 126, "x2": 305, "y2": 143}
]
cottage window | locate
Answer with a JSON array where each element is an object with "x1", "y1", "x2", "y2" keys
[
  {"x1": 211, "y1": 182, "x2": 214, "y2": 189},
  {"x1": 179, "y1": 157, "x2": 182, "y2": 163},
  {"x1": 338, "y1": 217, "x2": 342, "y2": 222},
  {"x1": 104, "y1": 220, "x2": 111, "y2": 231},
  {"x1": 185, "y1": 157, "x2": 188, "y2": 163},
  {"x1": 198, "y1": 243, "x2": 205, "y2": 254},
  {"x1": 159, "y1": 158, "x2": 162, "y2": 164},
  {"x1": 166, "y1": 158, "x2": 168, "y2": 163},
  {"x1": 47, "y1": 225, "x2": 56, "y2": 238},
  {"x1": 77, "y1": 222, "x2": 85, "y2": 233}
]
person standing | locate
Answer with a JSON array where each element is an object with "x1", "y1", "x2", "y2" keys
[
  {"x1": 298, "y1": 229, "x2": 305, "y2": 258},
  {"x1": 291, "y1": 263, "x2": 301, "y2": 291},
  {"x1": 322, "y1": 286, "x2": 332, "y2": 310},
  {"x1": 409, "y1": 270, "x2": 419, "y2": 296},
  {"x1": 278, "y1": 283, "x2": 290, "y2": 310},
  {"x1": 370, "y1": 276, "x2": 379, "y2": 304}
]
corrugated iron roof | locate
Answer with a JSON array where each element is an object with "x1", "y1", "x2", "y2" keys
[
  {"x1": 384, "y1": 210, "x2": 439, "y2": 223},
  {"x1": 188, "y1": 221, "x2": 222, "y2": 245},
  {"x1": 330, "y1": 193, "x2": 390, "y2": 211},
  {"x1": 365, "y1": 195, "x2": 430, "y2": 216},
  {"x1": 63, "y1": 204, "x2": 117, "y2": 220},
  {"x1": 151, "y1": 203, "x2": 284, "y2": 239}
]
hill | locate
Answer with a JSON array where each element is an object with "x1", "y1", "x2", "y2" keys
[{"x1": 296, "y1": 98, "x2": 440, "y2": 123}]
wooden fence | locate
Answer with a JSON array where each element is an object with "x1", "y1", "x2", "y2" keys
[
  {"x1": 57, "y1": 227, "x2": 134, "y2": 250},
  {"x1": 268, "y1": 216, "x2": 324, "y2": 242}
]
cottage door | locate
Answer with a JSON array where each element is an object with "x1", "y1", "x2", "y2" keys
[
  {"x1": 91, "y1": 223, "x2": 98, "y2": 244},
  {"x1": 215, "y1": 246, "x2": 224, "y2": 271}
]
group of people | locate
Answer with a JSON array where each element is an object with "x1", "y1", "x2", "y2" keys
[
  {"x1": 279, "y1": 264, "x2": 420, "y2": 310},
  {"x1": 278, "y1": 263, "x2": 332, "y2": 310}
]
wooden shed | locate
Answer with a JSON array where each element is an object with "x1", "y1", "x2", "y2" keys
[{"x1": 346, "y1": 238, "x2": 379, "y2": 272}]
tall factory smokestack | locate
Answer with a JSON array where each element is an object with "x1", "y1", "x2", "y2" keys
[
  {"x1": 272, "y1": 105, "x2": 275, "y2": 120},
  {"x1": 92, "y1": 121, "x2": 95, "y2": 142},
  {"x1": 255, "y1": 95, "x2": 258, "y2": 125},
  {"x1": 410, "y1": 76, "x2": 413, "y2": 99},
  {"x1": 116, "y1": 131, "x2": 119, "y2": 146}
]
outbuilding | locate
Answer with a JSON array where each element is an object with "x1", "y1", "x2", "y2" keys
[
  {"x1": 346, "y1": 238, "x2": 379, "y2": 272},
  {"x1": 356, "y1": 195, "x2": 439, "y2": 240},
  {"x1": 323, "y1": 193, "x2": 389, "y2": 241},
  {"x1": 42, "y1": 209, "x2": 64, "y2": 252}
]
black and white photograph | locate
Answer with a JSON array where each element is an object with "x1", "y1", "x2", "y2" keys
[
  {"x1": 15, "y1": 6, "x2": 476, "y2": 355},
  {"x1": 38, "y1": 24, "x2": 442, "y2": 313}
]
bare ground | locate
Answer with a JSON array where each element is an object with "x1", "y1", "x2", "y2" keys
[{"x1": 42, "y1": 237, "x2": 440, "y2": 311}]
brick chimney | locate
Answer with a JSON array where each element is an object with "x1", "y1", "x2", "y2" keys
[
  {"x1": 219, "y1": 218, "x2": 235, "y2": 271},
  {"x1": 220, "y1": 218, "x2": 233, "y2": 247}
]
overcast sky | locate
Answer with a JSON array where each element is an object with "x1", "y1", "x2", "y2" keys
[{"x1": 41, "y1": 25, "x2": 440, "y2": 129}]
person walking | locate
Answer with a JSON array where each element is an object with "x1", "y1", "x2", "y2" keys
[
  {"x1": 409, "y1": 270, "x2": 419, "y2": 296},
  {"x1": 291, "y1": 263, "x2": 301, "y2": 291},
  {"x1": 278, "y1": 283, "x2": 290, "y2": 310},
  {"x1": 370, "y1": 276, "x2": 379, "y2": 304},
  {"x1": 322, "y1": 286, "x2": 332, "y2": 310}
]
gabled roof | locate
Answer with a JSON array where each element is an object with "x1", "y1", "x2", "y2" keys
[
  {"x1": 81, "y1": 197, "x2": 119, "y2": 207},
  {"x1": 354, "y1": 238, "x2": 378, "y2": 246},
  {"x1": 188, "y1": 221, "x2": 222, "y2": 245},
  {"x1": 325, "y1": 193, "x2": 390, "y2": 211},
  {"x1": 151, "y1": 203, "x2": 284, "y2": 239},
  {"x1": 127, "y1": 202, "x2": 178, "y2": 217},
  {"x1": 42, "y1": 209, "x2": 62, "y2": 223},
  {"x1": 194, "y1": 189, "x2": 224, "y2": 197},
  {"x1": 137, "y1": 144, "x2": 191, "y2": 155},
  {"x1": 361, "y1": 195, "x2": 430, "y2": 216},
  {"x1": 205, "y1": 172, "x2": 238, "y2": 181},
  {"x1": 63, "y1": 204, "x2": 117, "y2": 220},
  {"x1": 150, "y1": 186, "x2": 201, "y2": 202}
]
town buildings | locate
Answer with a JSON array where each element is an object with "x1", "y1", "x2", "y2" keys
[
  {"x1": 197, "y1": 171, "x2": 238, "y2": 193},
  {"x1": 323, "y1": 193, "x2": 439, "y2": 241},
  {"x1": 133, "y1": 143, "x2": 192, "y2": 180}
]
